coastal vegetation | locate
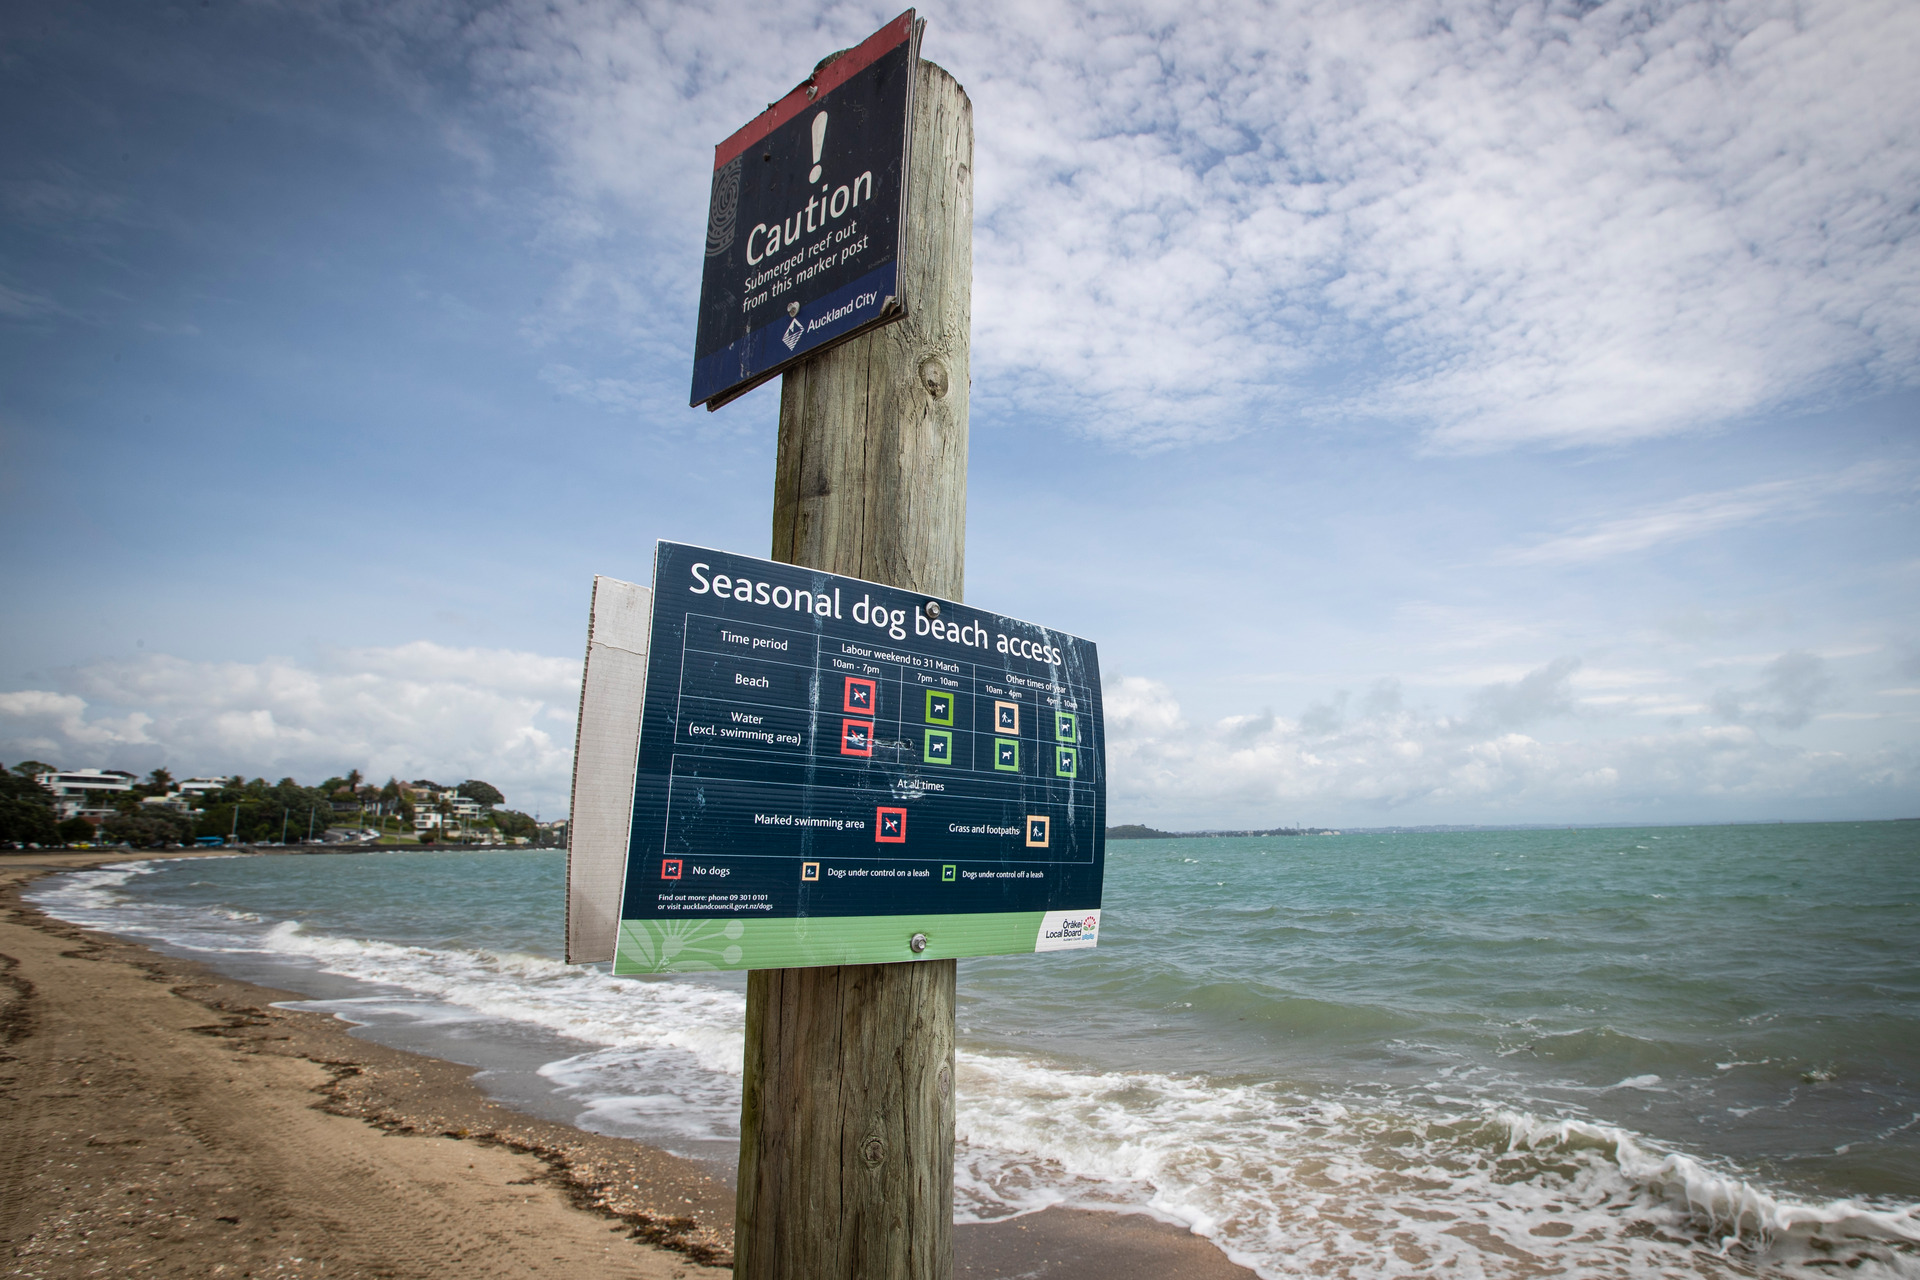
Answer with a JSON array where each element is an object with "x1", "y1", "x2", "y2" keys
[
  {"x1": 0, "y1": 761, "x2": 559, "y2": 850},
  {"x1": 1, "y1": 762, "x2": 60, "y2": 846}
]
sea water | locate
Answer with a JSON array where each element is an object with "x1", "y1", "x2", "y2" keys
[{"x1": 29, "y1": 822, "x2": 1920, "y2": 1278}]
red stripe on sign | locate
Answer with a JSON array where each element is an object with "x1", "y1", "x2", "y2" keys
[{"x1": 713, "y1": 10, "x2": 915, "y2": 170}]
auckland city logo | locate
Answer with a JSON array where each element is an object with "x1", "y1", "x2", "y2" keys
[{"x1": 781, "y1": 317, "x2": 805, "y2": 351}]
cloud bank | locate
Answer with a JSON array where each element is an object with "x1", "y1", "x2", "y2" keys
[
  {"x1": 5, "y1": 645, "x2": 1907, "y2": 825},
  {"x1": 346, "y1": 0, "x2": 1920, "y2": 450},
  {"x1": 0, "y1": 643, "x2": 580, "y2": 816},
  {"x1": 1502, "y1": 463, "x2": 1919, "y2": 565},
  {"x1": 1104, "y1": 662, "x2": 1915, "y2": 826}
]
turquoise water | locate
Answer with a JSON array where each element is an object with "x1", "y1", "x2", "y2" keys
[
  {"x1": 975, "y1": 824, "x2": 1920, "y2": 1195},
  {"x1": 33, "y1": 821, "x2": 1920, "y2": 1278}
]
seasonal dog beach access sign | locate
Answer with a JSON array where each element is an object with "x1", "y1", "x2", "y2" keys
[
  {"x1": 613, "y1": 541, "x2": 1105, "y2": 973},
  {"x1": 689, "y1": 11, "x2": 921, "y2": 410}
]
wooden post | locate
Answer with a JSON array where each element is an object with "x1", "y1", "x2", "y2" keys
[{"x1": 736, "y1": 58, "x2": 971, "y2": 1280}]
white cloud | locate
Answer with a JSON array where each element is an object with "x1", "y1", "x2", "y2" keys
[
  {"x1": 959, "y1": 0, "x2": 1920, "y2": 449},
  {"x1": 1104, "y1": 661, "x2": 1915, "y2": 825},
  {"x1": 4, "y1": 642, "x2": 1906, "y2": 826},
  {"x1": 1, "y1": 170, "x2": 135, "y2": 244},
  {"x1": 353, "y1": 0, "x2": 1920, "y2": 450},
  {"x1": 0, "y1": 691, "x2": 153, "y2": 749},
  {"x1": 1707, "y1": 649, "x2": 1832, "y2": 730},
  {"x1": 0, "y1": 644, "x2": 581, "y2": 816},
  {"x1": 1501, "y1": 462, "x2": 1917, "y2": 564},
  {"x1": 539, "y1": 362, "x2": 651, "y2": 414},
  {"x1": 0, "y1": 280, "x2": 65, "y2": 320},
  {"x1": 1470, "y1": 655, "x2": 1582, "y2": 727},
  {"x1": 1389, "y1": 603, "x2": 1550, "y2": 654}
]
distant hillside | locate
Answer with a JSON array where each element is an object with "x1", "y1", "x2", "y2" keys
[{"x1": 1106, "y1": 824, "x2": 1339, "y2": 839}]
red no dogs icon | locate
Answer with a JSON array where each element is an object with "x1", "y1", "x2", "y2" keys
[
  {"x1": 840, "y1": 719, "x2": 874, "y2": 757},
  {"x1": 844, "y1": 677, "x2": 877, "y2": 714}
]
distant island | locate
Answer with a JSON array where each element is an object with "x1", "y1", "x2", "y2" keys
[{"x1": 1107, "y1": 823, "x2": 1340, "y2": 839}]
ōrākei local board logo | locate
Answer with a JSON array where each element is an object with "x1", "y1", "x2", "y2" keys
[{"x1": 1042, "y1": 913, "x2": 1098, "y2": 943}]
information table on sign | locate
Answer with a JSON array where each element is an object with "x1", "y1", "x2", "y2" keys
[{"x1": 617, "y1": 541, "x2": 1105, "y2": 974}]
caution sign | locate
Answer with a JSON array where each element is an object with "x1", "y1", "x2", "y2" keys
[{"x1": 690, "y1": 12, "x2": 920, "y2": 409}]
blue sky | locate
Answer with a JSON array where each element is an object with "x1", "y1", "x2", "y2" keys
[{"x1": 2, "y1": 0, "x2": 1915, "y2": 826}]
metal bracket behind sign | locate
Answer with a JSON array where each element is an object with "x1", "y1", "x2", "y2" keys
[{"x1": 565, "y1": 575, "x2": 651, "y2": 964}]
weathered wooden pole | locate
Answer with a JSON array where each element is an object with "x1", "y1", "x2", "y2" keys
[{"x1": 735, "y1": 58, "x2": 971, "y2": 1280}]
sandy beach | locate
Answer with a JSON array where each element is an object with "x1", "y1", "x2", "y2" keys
[{"x1": 1, "y1": 852, "x2": 1252, "y2": 1280}]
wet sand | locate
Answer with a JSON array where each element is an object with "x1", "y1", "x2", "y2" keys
[{"x1": 0, "y1": 852, "x2": 1253, "y2": 1279}]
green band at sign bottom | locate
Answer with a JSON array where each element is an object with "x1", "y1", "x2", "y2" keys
[{"x1": 615, "y1": 910, "x2": 1081, "y2": 973}]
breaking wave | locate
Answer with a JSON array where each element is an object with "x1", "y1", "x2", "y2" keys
[{"x1": 29, "y1": 860, "x2": 1920, "y2": 1279}]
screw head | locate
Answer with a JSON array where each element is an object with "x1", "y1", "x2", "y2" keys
[
  {"x1": 922, "y1": 600, "x2": 940, "y2": 620},
  {"x1": 909, "y1": 932, "x2": 929, "y2": 953},
  {"x1": 787, "y1": 301, "x2": 801, "y2": 318}
]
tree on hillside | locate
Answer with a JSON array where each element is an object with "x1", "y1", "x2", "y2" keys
[
  {"x1": 346, "y1": 768, "x2": 363, "y2": 792},
  {"x1": 195, "y1": 802, "x2": 242, "y2": 842},
  {"x1": 456, "y1": 780, "x2": 504, "y2": 809},
  {"x1": 0, "y1": 764, "x2": 58, "y2": 846},
  {"x1": 11, "y1": 761, "x2": 56, "y2": 780},
  {"x1": 372, "y1": 779, "x2": 411, "y2": 824},
  {"x1": 57, "y1": 817, "x2": 95, "y2": 845},
  {"x1": 192, "y1": 778, "x2": 334, "y2": 845},
  {"x1": 492, "y1": 809, "x2": 537, "y2": 840},
  {"x1": 139, "y1": 767, "x2": 175, "y2": 796},
  {"x1": 103, "y1": 809, "x2": 188, "y2": 848}
]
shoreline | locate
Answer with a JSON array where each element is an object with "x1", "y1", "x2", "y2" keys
[{"x1": 2, "y1": 852, "x2": 1254, "y2": 1279}]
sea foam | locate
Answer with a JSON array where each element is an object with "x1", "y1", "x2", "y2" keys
[
  {"x1": 29, "y1": 860, "x2": 1920, "y2": 1280},
  {"x1": 954, "y1": 1052, "x2": 1920, "y2": 1278}
]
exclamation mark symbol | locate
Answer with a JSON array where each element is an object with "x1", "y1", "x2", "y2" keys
[{"x1": 809, "y1": 113, "x2": 828, "y2": 185}]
